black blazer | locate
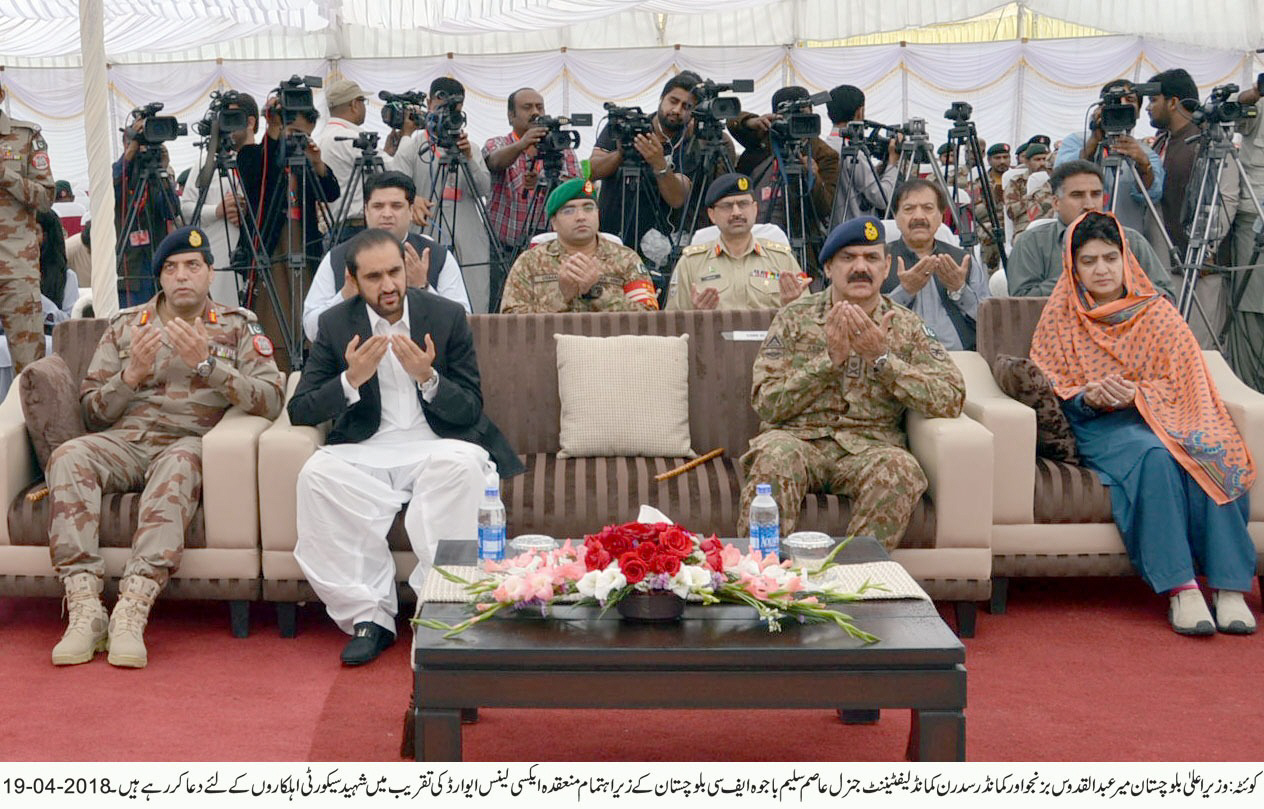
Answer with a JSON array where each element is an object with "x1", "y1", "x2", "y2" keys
[{"x1": 288, "y1": 288, "x2": 525, "y2": 478}]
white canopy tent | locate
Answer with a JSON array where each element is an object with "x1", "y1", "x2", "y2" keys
[{"x1": 2, "y1": 1, "x2": 1262, "y2": 315}]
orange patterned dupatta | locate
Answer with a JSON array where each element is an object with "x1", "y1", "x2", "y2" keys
[{"x1": 1029, "y1": 212, "x2": 1255, "y2": 504}]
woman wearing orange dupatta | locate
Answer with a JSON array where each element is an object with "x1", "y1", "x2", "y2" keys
[{"x1": 1031, "y1": 212, "x2": 1258, "y2": 636}]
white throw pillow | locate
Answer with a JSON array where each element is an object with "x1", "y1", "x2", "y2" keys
[{"x1": 555, "y1": 333, "x2": 694, "y2": 459}]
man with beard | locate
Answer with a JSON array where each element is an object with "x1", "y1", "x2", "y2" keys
[
  {"x1": 288, "y1": 228, "x2": 523, "y2": 666},
  {"x1": 666, "y1": 173, "x2": 807, "y2": 310},
  {"x1": 884, "y1": 179, "x2": 989, "y2": 350},
  {"x1": 735, "y1": 216, "x2": 965, "y2": 550},
  {"x1": 499, "y1": 176, "x2": 658, "y2": 313},
  {"x1": 589, "y1": 71, "x2": 699, "y2": 260}
]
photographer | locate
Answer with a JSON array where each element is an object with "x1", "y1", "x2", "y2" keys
[
  {"x1": 392, "y1": 77, "x2": 493, "y2": 312},
  {"x1": 180, "y1": 91, "x2": 259, "y2": 305},
  {"x1": 114, "y1": 114, "x2": 182, "y2": 307},
  {"x1": 823, "y1": 85, "x2": 899, "y2": 229},
  {"x1": 589, "y1": 71, "x2": 701, "y2": 258},
  {"x1": 1054, "y1": 79, "x2": 1165, "y2": 238},
  {"x1": 1225, "y1": 75, "x2": 1264, "y2": 389},
  {"x1": 317, "y1": 79, "x2": 376, "y2": 237},
  {"x1": 728, "y1": 86, "x2": 839, "y2": 231},
  {"x1": 483, "y1": 87, "x2": 582, "y2": 307}
]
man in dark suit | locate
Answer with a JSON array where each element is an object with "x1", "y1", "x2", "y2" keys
[{"x1": 288, "y1": 228, "x2": 522, "y2": 665}]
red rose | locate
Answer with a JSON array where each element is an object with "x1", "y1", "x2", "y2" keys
[
  {"x1": 699, "y1": 536, "x2": 722, "y2": 554},
  {"x1": 655, "y1": 554, "x2": 682, "y2": 575},
  {"x1": 619, "y1": 552, "x2": 648, "y2": 584},
  {"x1": 705, "y1": 550, "x2": 724, "y2": 573},
  {"x1": 660, "y1": 528, "x2": 694, "y2": 558},
  {"x1": 636, "y1": 541, "x2": 660, "y2": 562},
  {"x1": 585, "y1": 546, "x2": 611, "y2": 571},
  {"x1": 605, "y1": 535, "x2": 631, "y2": 557},
  {"x1": 624, "y1": 522, "x2": 659, "y2": 542}
]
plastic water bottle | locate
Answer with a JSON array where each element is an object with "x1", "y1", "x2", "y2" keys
[
  {"x1": 749, "y1": 483, "x2": 780, "y2": 558},
  {"x1": 477, "y1": 486, "x2": 506, "y2": 563}
]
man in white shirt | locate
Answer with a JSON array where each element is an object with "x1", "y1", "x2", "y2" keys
[
  {"x1": 302, "y1": 171, "x2": 470, "y2": 342},
  {"x1": 317, "y1": 78, "x2": 378, "y2": 238}
]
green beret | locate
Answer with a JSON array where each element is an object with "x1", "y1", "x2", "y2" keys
[
  {"x1": 546, "y1": 176, "x2": 597, "y2": 218},
  {"x1": 1025, "y1": 143, "x2": 1050, "y2": 158}
]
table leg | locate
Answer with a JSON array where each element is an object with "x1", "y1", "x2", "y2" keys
[
  {"x1": 416, "y1": 708, "x2": 463, "y2": 761},
  {"x1": 906, "y1": 710, "x2": 965, "y2": 761},
  {"x1": 838, "y1": 709, "x2": 881, "y2": 724}
]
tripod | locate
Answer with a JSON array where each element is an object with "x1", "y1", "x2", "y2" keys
[
  {"x1": 327, "y1": 134, "x2": 386, "y2": 248},
  {"x1": 116, "y1": 146, "x2": 184, "y2": 307},
  {"x1": 829, "y1": 125, "x2": 890, "y2": 230},
  {"x1": 670, "y1": 117, "x2": 736, "y2": 257},
  {"x1": 762, "y1": 136, "x2": 824, "y2": 276},
  {"x1": 889, "y1": 126, "x2": 980, "y2": 257},
  {"x1": 610, "y1": 147, "x2": 677, "y2": 293},
  {"x1": 188, "y1": 125, "x2": 267, "y2": 309},
  {"x1": 943, "y1": 119, "x2": 1008, "y2": 271}
]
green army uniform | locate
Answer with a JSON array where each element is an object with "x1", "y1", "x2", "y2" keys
[
  {"x1": 499, "y1": 237, "x2": 658, "y2": 313},
  {"x1": 0, "y1": 110, "x2": 54, "y2": 373},
  {"x1": 666, "y1": 237, "x2": 803, "y2": 310},
  {"x1": 736, "y1": 291, "x2": 966, "y2": 549},
  {"x1": 48, "y1": 297, "x2": 285, "y2": 586}
]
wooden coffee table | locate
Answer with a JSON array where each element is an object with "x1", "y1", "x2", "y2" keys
[{"x1": 412, "y1": 537, "x2": 965, "y2": 761}]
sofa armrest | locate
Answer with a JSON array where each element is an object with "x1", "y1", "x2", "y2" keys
[
  {"x1": 202, "y1": 407, "x2": 273, "y2": 550},
  {"x1": 0, "y1": 384, "x2": 38, "y2": 546},
  {"x1": 1205, "y1": 351, "x2": 1264, "y2": 521},
  {"x1": 258, "y1": 373, "x2": 327, "y2": 553},
  {"x1": 956, "y1": 350, "x2": 1035, "y2": 524},
  {"x1": 907, "y1": 406, "x2": 993, "y2": 551}
]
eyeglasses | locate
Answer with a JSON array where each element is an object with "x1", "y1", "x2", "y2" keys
[
  {"x1": 712, "y1": 199, "x2": 756, "y2": 213},
  {"x1": 557, "y1": 202, "x2": 597, "y2": 217}
]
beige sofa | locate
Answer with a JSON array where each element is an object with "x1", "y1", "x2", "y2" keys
[
  {"x1": 0, "y1": 319, "x2": 272, "y2": 635},
  {"x1": 961, "y1": 297, "x2": 1264, "y2": 611},
  {"x1": 259, "y1": 308, "x2": 994, "y2": 636}
]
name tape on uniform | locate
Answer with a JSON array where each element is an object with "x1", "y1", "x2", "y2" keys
[{"x1": 722, "y1": 330, "x2": 768, "y2": 342}]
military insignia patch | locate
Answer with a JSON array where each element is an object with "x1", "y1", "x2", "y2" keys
[
  {"x1": 247, "y1": 321, "x2": 264, "y2": 335},
  {"x1": 252, "y1": 334, "x2": 274, "y2": 357},
  {"x1": 737, "y1": 176, "x2": 749, "y2": 191},
  {"x1": 922, "y1": 323, "x2": 937, "y2": 339},
  {"x1": 30, "y1": 152, "x2": 50, "y2": 172},
  {"x1": 763, "y1": 335, "x2": 784, "y2": 358},
  {"x1": 582, "y1": 180, "x2": 594, "y2": 195},
  {"x1": 189, "y1": 230, "x2": 203, "y2": 248},
  {"x1": 864, "y1": 221, "x2": 879, "y2": 242}
]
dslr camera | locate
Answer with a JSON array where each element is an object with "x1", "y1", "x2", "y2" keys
[
  {"x1": 1192, "y1": 83, "x2": 1260, "y2": 126},
  {"x1": 427, "y1": 90, "x2": 467, "y2": 151},
  {"x1": 1099, "y1": 82, "x2": 1160, "y2": 135},
  {"x1": 690, "y1": 78, "x2": 754, "y2": 122},
  {"x1": 194, "y1": 90, "x2": 249, "y2": 139},
  {"x1": 603, "y1": 102, "x2": 655, "y2": 152},
  {"x1": 271, "y1": 75, "x2": 322, "y2": 125},
  {"x1": 532, "y1": 114, "x2": 593, "y2": 154},
  {"x1": 379, "y1": 90, "x2": 426, "y2": 130},
  {"x1": 127, "y1": 102, "x2": 187, "y2": 147},
  {"x1": 770, "y1": 90, "x2": 830, "y2": 142}
]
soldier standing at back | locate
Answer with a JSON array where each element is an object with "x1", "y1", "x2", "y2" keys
[
  {"x1": 47, "y1": 226, "x2": 284, "y2": 669},
  {"x1": 736, "y1": 216, "x2": 964, "y2": 550},
  {"x1": 667, "y1": 173, "x2": 809, "y2": 310},
  {"x1": 0, "y1": 80, "x2": 55, "y2": 374}
]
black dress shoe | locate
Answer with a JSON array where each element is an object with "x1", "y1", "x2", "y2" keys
[{"x1": 341, "y1": 621, "x2": 396, "y2": 666}]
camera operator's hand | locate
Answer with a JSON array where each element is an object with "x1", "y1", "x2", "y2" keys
[
  {"x1": 896, "y1": 256, "x2": 934, "y2": 296},
  {"x1": 168, "y1": 317, "x2": 211, "y2": 369},
  {"x1": 632, "y1": 133, "x2": 669, "y2": 173},
  {"x1": 743, "y1": 114, "x2": 776, "y2": 135},
  {"x1": 933, "y1": 253, "x2": 970, "y2": 294},
  {"x1": 344, "y1": 334, "x2": 390, "y2": 389},
  {"x1": 778, "y1": 272, "x2": 811, "y2": 306},
  {"x1": 411, "y1": 198, "x2": 433, "y2": 227},
  {"x1": 558, "y1": 253, "x2": 601, "y2": 302},
  {"x1": 404, "y1": 243, "x2": 430, "y2": 289},
  {"x1": 400, "y1": 109, "x2": 422, "y2": 138},
  {"x1": 304, "y1": 139, "x2": 328, "y2": 177},
  {"x1": 1108, "y1": 134, "x2": 1152, "y2": 167},
  {"x1": 122, "y1": 319, "x2": 163, "y2": 389},
  {"x1": 521, "y1": 125, "x2": 548, "y2": 150},
  {"x1": 887, "y1": 134, "x2": 902, "y2": 166},
  {"x1": 690, "y1": 284, "x2": 721, "y2": 310},
  {"x1": 122, "y1": 118, "x2": 144, "y2": 161},
  {"x1": 458, "y1": 132, "x2": 473, "y2": 159},
  {"x1": 263, "y1": 98, "x2": 283, "y2": 140},
  {"x1": 216, "y1": 192, "x2": 241, "y2": 226}
]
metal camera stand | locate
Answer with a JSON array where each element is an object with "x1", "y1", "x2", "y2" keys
[
  {"x1": 829, "y1": 123, "x2": 890, "y2": 229},
  {"x1": 116, "y1": 144, "x2": 185, "y2": 307},
  {"x1": 610, "y1": 138, "x2": 677, "y2": 293},
  {"x1": 327, "y1": 132, "x2": 387, "y2": 248},
  {"x1": 670, "y1": 115, "x2": 736, "y2": 255},
  {"x1": 762, "y1": 134, "x2": 824, "y2": 276},
  {"x1": 889, "y1": 123, "x2": 980, "y2": 257}
]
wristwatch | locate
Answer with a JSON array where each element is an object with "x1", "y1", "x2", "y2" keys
[
  {"x1": 418, "y1": 371, "x2": 440, "y2": 398},
  {"x1": 195, "y1": 356, "x2": 216, "y2": 378},
  {"x1": 946, "y1": 286, "x2": 964, "y2": 302},
  {"x1": 872, "y1": 352, "x2": 891, "y2": 374},
  {"x1": 655, "y1": 157, "x2": 674, "y2": 177}
]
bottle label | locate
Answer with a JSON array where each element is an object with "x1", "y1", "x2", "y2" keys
[
  {"x1": 478, "y1": 524, "x2": 506, "y2": 561},
  {"x1": 750, "y1": 522, "x2": 780, "y2": 555}
]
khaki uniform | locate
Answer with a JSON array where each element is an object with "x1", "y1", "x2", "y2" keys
[
  {"x1": 666, "y1": 237, "x2": 803, "y2": 310},
  {"x1": 499, "y1": 237, "x2": 658, "y2": 314},
  {"x1": 737, "y1": 291, "x2": 965, "y2": 549},
  {"x1": 1004, "y1": 171, "x2": 1056, "y2": 242},
  {"x1": 0, "y1": 111, "x2": 54, "y2": 373},
  {"x1": 973, "y1": 168, "x2": 1007, "y2": 272},
  {"x1": 48, "y1": 297, "x2": 285, "y2": 585}
]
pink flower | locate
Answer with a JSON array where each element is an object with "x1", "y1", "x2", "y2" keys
[
  {"x1": 798, "y1": 596, "x2": 820, "y2": 605},
  {"x1": 483, "y1": 559, "x2": 508, "y2": 574},
  {"x1": 552, "y1": 561, "x2": 587, "y2": 586},
  {"x1": 720, "y1": 544, "x2": 742, "y2": 570},
  {"x1": 739, "y1": 574, "x2": 772, "y2": 600},
  {"x1": 781, "y1": 576, "x2": 805, "y2": 594},
  {"x1": 523, "y1": 571, "x2": 554, "y2": 602}
]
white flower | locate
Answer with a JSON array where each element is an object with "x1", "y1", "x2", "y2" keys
[
  {"x1": 576, "y1": 565, "x2": 626, "y2": 602},
  {"x1": 668, "y1": 565, "x2": 713, "y2": 599}
]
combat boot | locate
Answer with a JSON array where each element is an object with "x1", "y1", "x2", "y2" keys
[
  {"x1": 51, "y1": 572, "x2": 109, "y2": 666},
  {"x1": 107, "y1": 575, "x2": 162, "y2": 668}
]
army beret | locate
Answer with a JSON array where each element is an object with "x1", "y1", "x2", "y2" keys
[
  {"x1": 937, "y1": 143, "x2": 951, "y2": 156},
  {"x1": 1025, "y1": 143, "x2": 1050, "y2": 158},
  {"x1": 1028, "y1": 134, "x2": 1051, "y2": 146},
  {"x1": 705, "y1": 173, "x2": 755, "y2": 208},
  {"x1": 819, "y1": 216, "x2": 884, "y2": 265},
  {"x1": 54, "y1": 180, "x2": 72, "y2": 195},
  {"x1": 546, "y1": 176, "x2": 597, "y2": 218},
  {"x1": 987, "y1": 143, "x2": 1010, "y2": 157},
  {"x1": 151, "y1": 226, "x2": 213, "y2": 275}
]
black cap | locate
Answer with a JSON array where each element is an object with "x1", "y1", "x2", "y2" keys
[
  {"x1": 819, "y1": 216, "x2": 884, "y2": 265},
  {"x1": 705, "y1": 173, "x2": 755, "y2": 208},
  {"x1": 151, "y1": 226, "x2": 213, "y2": 275}
]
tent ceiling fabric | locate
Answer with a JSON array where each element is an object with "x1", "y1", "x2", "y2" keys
[{"x1": 1, "y1": 2, "x2": 1262, "y2": 63}]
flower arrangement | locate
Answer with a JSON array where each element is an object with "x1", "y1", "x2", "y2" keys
[{"x1": 414, "y1": 522, "x2": 883, "y2": 641}]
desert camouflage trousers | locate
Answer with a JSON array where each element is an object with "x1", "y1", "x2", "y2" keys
[
  {"x1": 48, "y1": 431, "x2": 203, "y2": 585},
  {"x1": 0, "y1": 274, "x2": 47, "y2": 374},
  {"x1": 737, "y1": 430, "x2": 928, "y2": 551}
]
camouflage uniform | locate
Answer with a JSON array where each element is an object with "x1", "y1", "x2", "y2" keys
[
  {"x1": 666, "y1": 237, "x2": 803, "y2": 310},
  {"x1": 973, "y1": 168, "x2": 1007, "y2": 273},
  {"x1": 499, "y1": 237, "x2": 658, "y2": 313},
  {"x1": 0, "y1": 111, "x2": 54, "y2": 373},
  {"x1": 736, "y1": 291, "x2": 965, "y2": 549},
  {"x1": 1005, "y1": 170, "x2": 1056, "y2": 241},
  {"x1": 48, "y1": 296, "x2": 284, "y2": 585}
]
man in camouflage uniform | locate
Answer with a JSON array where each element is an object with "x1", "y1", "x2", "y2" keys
[
  {"x1": 667, "y1": 173, "x2": 808, "y2": 310},
  {"x1": 973, "y1": 143, "x2": 1010, "y2": 273},
  {"x1": 48, "y1": 226, "x2": 284, "y2": 669},
  {"x1": 1004, "y1": 142, "x2": 1055, "y2": 241},
  {"x1": 736, "y1": 216, "x2": 965, "y2": 550},
  {"x1": 500, "y1": 176, "x2": 659, "y2": 313},
  {"x1": 0, "y1": 80, "x2": 55, "y2": 374}
]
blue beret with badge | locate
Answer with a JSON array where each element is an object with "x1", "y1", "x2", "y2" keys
[
  {"x1": 546, "y1": 176, "x2": 597, "y2": 219},
  {"x1": 819, "y1": 216, "x2": 885, "y2": 266},
  {"x1": 151, "y1": 226, "x2": 213, "y2": 275},
  {"x1": 705, "y1": 173, "x2": 754, "y2": 208}
]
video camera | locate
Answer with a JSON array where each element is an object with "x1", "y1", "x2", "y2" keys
[
  {"x1": 944, "y1": 101, "x2": 974, "y2": 124},
  {"x1": 337, "y1": 131, "x2": 380, "y2": 152},
  {"x1": 858, "y1": 118, "x2": 924, "y2": 160},
  {"x1": 532, "y1": 114, "x2": 593, "y2": 153},
  {"x1": 690, "y1": 78, "x2": 754, "y2": 122},
  {"x1": 270, "y1": 75, "x2": 322, "y2": 125},
  {"x1": 426, "y1": 90, "x2": 467, "y2": 151},
  {"x1": 1098, "y1": 82, "x2": 1160, "y2": 135},
  {"x1": 193, "y1": 90, "x2": 249, "y2": 139},
  {"x1": 770, "y1": 91, "x2": 830, "y2": 142},
  {"x1": 1192, "y1": 83, "x2": 1260, "y2": 127},
  {"x1": 379, "y1": 90, "x2": 426, "y2": 130},
  {"x1": 127, "y1": 102, "x2": 187, "y2": 147},
  {"x1": 603, "y1": 102, "x2": 655, "y2": 151}
]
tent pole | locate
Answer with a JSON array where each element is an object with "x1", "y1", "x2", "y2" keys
[{"x1": 79, "y1": 0, "x2": 119, "y2": 318}]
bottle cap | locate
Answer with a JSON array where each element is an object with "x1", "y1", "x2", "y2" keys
[{"x1": 756, "y1": 483, "x2": 772, "y2": 496}]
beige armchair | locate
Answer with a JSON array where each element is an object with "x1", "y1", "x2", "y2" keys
[
  {"x1": 0, "y1": 319, "x2": 271, "y2": 636},
  {"x1": 965, "y1": 297, "x2": 1264, "y2": 612}
]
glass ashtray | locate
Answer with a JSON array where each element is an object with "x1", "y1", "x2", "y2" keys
[
  {"x1": 783, "y1": 531, "x2": 835, "y2": 571},
  {"x1": 510, "y1": 534, "x2": 558, "y2": 554}
]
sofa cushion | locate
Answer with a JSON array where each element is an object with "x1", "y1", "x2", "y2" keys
[
  {"x1": 1032, "y1": 458, "x2": 1114, "y2": 523},
  {"x1": 18, "y1": 354, "x2": 87, "y2": 470},
  {"x1": 8, "y1": 483, "x2": 207, "y2": 549},
  {"x1": 554, "y1": 333, "x2": 693, "y2": 459},
  {"x1": 992, "y1": 354, "x2": 1079, "y2": 464}
]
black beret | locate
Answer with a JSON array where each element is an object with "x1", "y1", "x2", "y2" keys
[
  {"x1": 937, "y1": 143, "x2": 951, "y2": 156},
  {"x1": 151, "y1": 226, "x2": 212, "y2": 275},
  {"x1": 819, "y1": 216, "x2": 884, "y2": 265},
  {"x1": 705, "y1": 173, "x2": 755, "y2": 208}
]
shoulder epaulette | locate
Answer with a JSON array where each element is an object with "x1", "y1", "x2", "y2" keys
[
  {"x1": 681, "y1": 243, "x2": 710, "y2": 257},
  {"x1": 758, "y1": 239, "x2": 792, "y2": 253}
]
